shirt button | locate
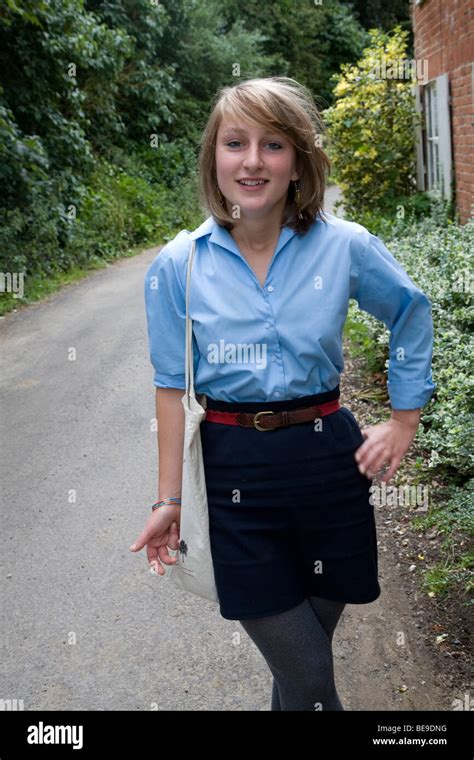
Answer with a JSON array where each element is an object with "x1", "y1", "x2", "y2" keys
[
  {"x1": 267, "y1": 285, "x2": 274, "y2": 292},
  {"x1": 271, "y1": 355, "x2": 276, "y2": 362},
  {"x1": 274, "y1": 391, "x2": 280, "y2": 397},
  {"x1": 264, "y1": 321, "x2": 271, "y2": 328}
]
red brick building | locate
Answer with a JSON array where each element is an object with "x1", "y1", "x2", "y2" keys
[{"x1": 412, "y1": 0, "x2": 473, "y2": 224}]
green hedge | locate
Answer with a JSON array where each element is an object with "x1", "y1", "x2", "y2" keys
[
  {"x1": 0, "y1": 154, "x2": 202, "y2": 291},
  {"x1": 346, "y1": 212, "x2": 473, "y2": 598},
  {"x1": 348, "y1": 216, "x2": 473, "y2": 480}
]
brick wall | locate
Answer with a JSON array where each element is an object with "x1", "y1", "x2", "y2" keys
[{"x1": 412, "y1": 0, "x2": 473, "y2": 223}]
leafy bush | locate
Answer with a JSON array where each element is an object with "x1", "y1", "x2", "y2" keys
[
  {"x1": 413, "y1": 479, "x2": 473, "y2": 599},
  {"x1": 66, "y1": 160, "x2": 202, "y2": 265},
  {"x1": 323, "y1": 26, "x2": 419, "y2": 217},
  {"x1": 343, "y1": 192, "x2": 457, "y2": 240},
  {"x1": 0, "y1": 188, "x2": 61, "y2": 277},
  {"x1": 349, "y1": 218, "x2": 473, "y2": 480},
  {"x1": 347, "y1": 215, "x2": 473, "y2": 599},
  {"x1": 0, "y1": 156, "x2": 202, "y2": 296}
]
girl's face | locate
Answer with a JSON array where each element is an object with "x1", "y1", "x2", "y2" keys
[{"x1": 215, "y1": 119, "x2": 300, "y2": 220}]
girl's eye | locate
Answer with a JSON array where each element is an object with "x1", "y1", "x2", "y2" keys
[{"x1": 226, "y1": 141, "x2": 282, "y2": 150}]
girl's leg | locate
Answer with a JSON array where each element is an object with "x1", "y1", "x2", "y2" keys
[
  {"x1": 270, "y1": 595, "x2": 346, "y2": 710},
  {"x1": 240, "y1": 596, "x2": 346, "y2": 711},
  {"x1": 307, "y1": 595, "x2": 346, "y2": 644}
]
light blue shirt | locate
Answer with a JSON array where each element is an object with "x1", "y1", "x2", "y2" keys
[{"x1": 144, "y1": 212, "x2": 436, "y2": 409}]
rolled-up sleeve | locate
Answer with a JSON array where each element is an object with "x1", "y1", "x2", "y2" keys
[
  {"x1": 351, "y1": 232, "x2": 437, "y2": 410},
  {"x1": 144, "y1": 239, "x2": 188, "y2": 389}
]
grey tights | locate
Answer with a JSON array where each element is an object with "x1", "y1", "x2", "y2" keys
[{"x1": 239, "y1": 596, "x2": 346, "y2": 711}]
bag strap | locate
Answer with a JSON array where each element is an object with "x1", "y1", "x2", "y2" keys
[{"x1": 184, "y1": 238, "x2": 197, "y2": 399}]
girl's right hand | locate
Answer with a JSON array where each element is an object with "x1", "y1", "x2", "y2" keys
[{"x1": 129, "y1": 506, "x2": 181, "y2": 576}]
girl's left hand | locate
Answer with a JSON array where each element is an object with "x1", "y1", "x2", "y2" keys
[{"x1": 354, "y1": 416, "x2": 419, "y2": 482}]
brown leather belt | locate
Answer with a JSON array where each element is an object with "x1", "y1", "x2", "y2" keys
[{"x1": 204, "y1": 398, "x2": 341, "y2": 431}]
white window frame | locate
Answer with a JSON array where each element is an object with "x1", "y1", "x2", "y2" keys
[{"x1": 414, "y1": 74, "x2": 453, "y2": 200}]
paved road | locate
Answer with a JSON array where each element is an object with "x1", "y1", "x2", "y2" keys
[
  {"x1": 0, "y1": 195, "x2": 454, "y2": 710},
  {"x1": 323, "y1": 183, "x2": 344, "y2": 216}
]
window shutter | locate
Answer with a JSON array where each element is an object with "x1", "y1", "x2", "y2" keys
[
  {"x1": 414, "y1": 83, "x2": 425, "y2": 191},
  {"x1": 435, "y1": 73, "x2": 453, "y2": 200}
]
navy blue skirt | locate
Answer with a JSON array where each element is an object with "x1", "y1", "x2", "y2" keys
[{"x1": 200, "y1": 386, "x2": 381, "y2": 620}]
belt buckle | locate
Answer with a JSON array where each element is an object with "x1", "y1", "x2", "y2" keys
[{"x1": 253, "y1": 410, "x2": 276, "y2": 431}]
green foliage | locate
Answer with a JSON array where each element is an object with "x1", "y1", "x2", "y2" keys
[
  {"x1": 347, "y1": 0, "x2": 412, "y2": 36},
  {"x1": 107, "y1": 138, "x2": 199, "y2": 191},
  {"x1": 343, "y1": 314, "x2": 386, "y2": 375},
  {"x1": 221, "y1": 0, "x2": 369, "y2": 108},
  {"x1": 0, "y1": 157, "x2": 202, "y2": 285},
  {"x1": 344, "y1": 192, "x2": 455, "y2": 240},
  {"x1": 323, "y1": 26, "x2": 419, "y2": 216},
  {"x1": 1, "y1": 0, "x2": 311, "y2": 284},
  {"x1": 0, "y1": 0, "x2": 131, "y2": 205},
  {"x1": 67, "y1": 159, "x2": 202, "y2": 262},
  {"x1": 347, "y1": 212, "x2": 473, "y2": 600},
  {"x1": 0, "y1": 96, "x2": 50, "y2": 206},
  {"x1": 0, "y1": 0, "x2": 374, "y2": 288},
  {"x1": 0, "y1": 187, "x2": 62, "y2": 278},
  {"x1": 414, "y1": 479, "x2": 473, "y2": 600},
  {"x1": 84, "y1": 0, "x2": 179, "y2": 144},
  {"x1": 349, "y1": 218, "x2": 474, "y2": 480}
]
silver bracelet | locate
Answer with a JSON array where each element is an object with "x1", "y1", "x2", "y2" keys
[{"x1": 151, "y1": 497, "x2": 182, "y2": 511}]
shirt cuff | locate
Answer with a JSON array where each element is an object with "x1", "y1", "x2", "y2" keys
[
  {"x1": 153, "y1": 370, "x2": 186, "y2": 389},
  {"x1": 387, "y1": 377, "x2": 437, "y2": 410}
]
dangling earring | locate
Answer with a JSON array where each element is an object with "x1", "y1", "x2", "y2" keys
[
  {"x1": 216, "y1": 186, "x2": 225, "y2": 206},
  {"x1": 294, "y1": 180, "x2": 303, "y2": 220}
]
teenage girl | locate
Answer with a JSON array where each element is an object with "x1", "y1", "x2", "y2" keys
[{"x1": 130, "y1": 77, "x2": 436, "y2": 711}]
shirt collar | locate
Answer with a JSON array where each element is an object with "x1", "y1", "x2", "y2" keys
[{"x1": 188, "y1": 215, "x2": 299, "y2": 257}]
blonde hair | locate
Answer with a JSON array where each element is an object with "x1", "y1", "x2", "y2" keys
[{"x1": 197, "y1": 76, "x2": 331, "y2": 234}]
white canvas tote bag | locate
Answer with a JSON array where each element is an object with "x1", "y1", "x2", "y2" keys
[{"x1": 168, "y1": 238, "x2": 219, "y2": 603}]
